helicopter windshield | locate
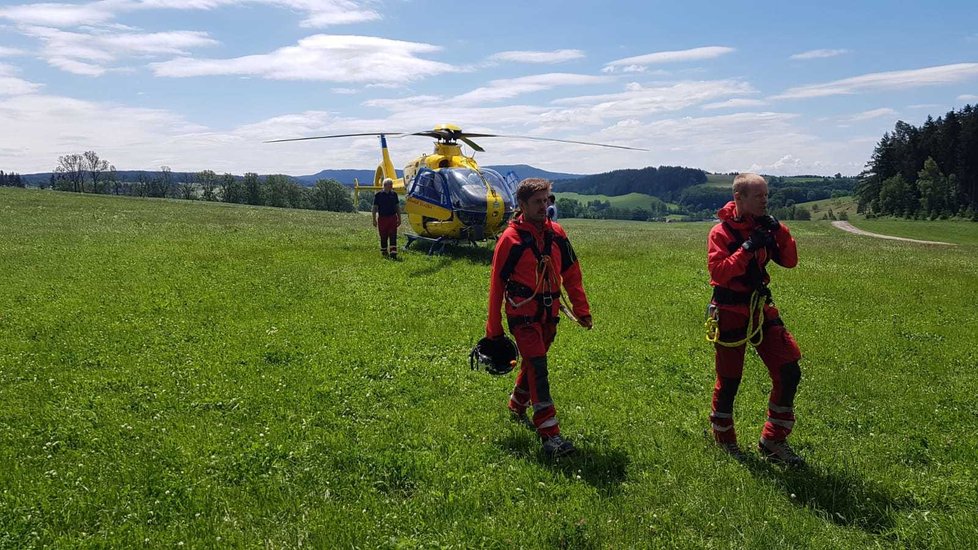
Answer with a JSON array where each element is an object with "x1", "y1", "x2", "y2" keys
[
  {"x1": 410, "y1": 169, "x2": 450, "y2": 208},
  {"x1": 440, "y1": 168, "x2": 515, "y2": 211}
]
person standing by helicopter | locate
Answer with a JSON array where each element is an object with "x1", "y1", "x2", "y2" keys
[
  {"x1": 547, "y1": 193, "x2": 558, "y2": 221},
  {"x1": 372, "y1": 178, "x2": 401, "y2": 260},
  {"x1": 486, "y1": 178, "x2": 593, "y2": 459}
]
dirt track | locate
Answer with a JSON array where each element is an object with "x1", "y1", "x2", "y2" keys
[{"x1": 831, "y1": 221, "x2": 954, "y2": 246}]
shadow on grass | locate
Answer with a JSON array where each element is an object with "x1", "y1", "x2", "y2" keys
[
  {"x1": 742, "y1": 454, "x2": 915, "y2": 534},
  {"x1": 498, "y1": 433, "x2": 630, "y2": 496}
]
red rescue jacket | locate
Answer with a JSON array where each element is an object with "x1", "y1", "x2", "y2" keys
[
  {"x1": 708, "y1": 201, "x2": 798, "y2": 312},
  {"x1": 486, "y1": 216, "x2": 590, "y2": 338}
]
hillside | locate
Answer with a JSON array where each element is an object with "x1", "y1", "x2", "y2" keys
[{"x1": 556, "y1": 192, "x2": 676, "y2": 212}]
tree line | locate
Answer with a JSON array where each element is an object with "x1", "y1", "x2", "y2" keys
[
  {"x1": 17, "y1": 151, "x2": 355, "y2": 212},
  {"x1": 554, "y1": 195, "x2": 671, "y2": 222},
  {"x1": 0, "y1": 171, "x2": 25, "y2": 188},
  {"x1": 554, "y1": 165, "x2": 708, "y2": 200},
  {"x1": 857, "y1": 104, "x2": 978, "y2": 219},
  {"x1": 554, "y1": 173, "x2": 855, "y2": 221}
]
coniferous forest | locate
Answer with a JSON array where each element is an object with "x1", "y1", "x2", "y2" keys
[{"x1": 857, "y1": 104, "x2": 978, "y2": 220}]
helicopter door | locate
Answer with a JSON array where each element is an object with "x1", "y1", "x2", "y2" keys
[
  {"x1": 410, "y1": 168, "x2": 452, "y2": 209},
  {"x1": 407, "y1": 168, "x2": 454, "y2": 228}
]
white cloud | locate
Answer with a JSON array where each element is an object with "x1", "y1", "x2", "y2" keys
[
  {"x1": 561, "y1": 110, "x2": 866, "y2": 176},
  {"x1": 789, "y1": 48, "x2": 849, "y2": 60},
  {"x1": 701, "y1": 98, "x2": 767, "y2": 110},
  {"x1": 282, "y1": 0, "x2": 381, "y2": 28},
  {"x1": 0, "y1": 62, "x2": 44, "y2": 95},
  {"x1": 748, "y1": 155, "x2": 807, "y2": 173},
  {"x1": 0, "y1": 46, "x2": 27, "y2": 57},
  {"x1": 20, "y1": 25, "x2": 218, "y2": 75},
  {"x1": 487, "y1": 49, "x2": 584, "y2": 64},
  {"x1": 0, "y1": 0, "x2": 379, "y2": 29},
  {"x1": 0, "y1": 92, "x2": 214, "y2": 172},
  {"x1": 151, "y1": 34, "x2": 458, "y2": 83},
  {"x1": 552, "y1": 79, "x2": 758, "y2": 119},
  {"x1": 958, "y1": 94, "x2": 978, "y2": 102},
  {"x1": 603, "y1": 46, "x2": 734, "y2": 72},
  {"x1": 0, "y1": 2, "x2": 118, "y2": 27},
  {"x1": 452, "y1": 73, "x2": 610, "y2": 105},
  {"x1": 847, "y1": 108, "x2": 897, "y2": 122},
  {"x1": 774, "y1": 63, "x2": 978, "y2": 99},
  {"x1": 48, "y1": 57, "x2": 108, "y2": 76}
]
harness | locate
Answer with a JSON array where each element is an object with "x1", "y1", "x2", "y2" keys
[
  {"x1": 705, "y1": 221, "x2": 775, "y2": 348},
  {"x1": 501, "y1": 229, "x2": 565, "y2": 327}
]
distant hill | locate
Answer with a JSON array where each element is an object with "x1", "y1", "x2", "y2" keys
[
  {"x1": 18, "y1": 164, "x2": 585, "y2": 188},
  {"x1": 485, "y1": 165, "x2": 584, "y2": 181},
  {"x1": 291, "y1": 169, "x2": 379, "y2": 186},
  {"x1": 554, "y1": 165, "x2": 708, "y2": 201}
]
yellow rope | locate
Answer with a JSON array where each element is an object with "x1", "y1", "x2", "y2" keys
[{"x1": 705, "y1": 290, "x2": 765, "y2": 348}]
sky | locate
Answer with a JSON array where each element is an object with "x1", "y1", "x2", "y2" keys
[{"x1": 1, "y1": 1, "x2": 977, "y2": 177}]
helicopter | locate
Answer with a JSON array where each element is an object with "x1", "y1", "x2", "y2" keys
[{"x1": 267, "y1": 124, "x2": 646, "y2": 250}]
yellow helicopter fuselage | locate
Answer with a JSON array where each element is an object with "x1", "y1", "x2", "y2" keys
[
  {"x1": 401, "y1": 142, "x2": 508, "y2": 240},
  {"x1": 355, "y1": 129, "x2": 513, "y2": 241}
]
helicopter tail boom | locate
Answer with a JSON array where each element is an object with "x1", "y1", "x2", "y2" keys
[{"x1": 376, "y1": 134, "x2": 400, "y2": 187}]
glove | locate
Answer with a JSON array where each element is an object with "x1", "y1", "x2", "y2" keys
[
  {"x1": 742, "y1": 228, "x2": 772, "y2": 252},
  {"x1": 755, "y1": 214, "x2": 781, "y2": 232}
]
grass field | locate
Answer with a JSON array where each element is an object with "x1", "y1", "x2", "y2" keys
[
  {"x1": 705, "y1": 174, "x2": 734, "y2": 187},
  {"x1": 555, "y1": 192, "x2": 674, "y2": 212},
  {"x1": 2, "y1": 188, "x2": 977, "y2": 548},
  {"x1": 800, "y1": 196, "x2": 860, "y2": 221}
]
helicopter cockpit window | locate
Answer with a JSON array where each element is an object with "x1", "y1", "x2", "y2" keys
[
  {"x1": 410, "y1": 169, "x2": 449, "y2": 207},
  {"x1": 441, "y1": 169, "x2": 485, "y2": 209},
  {"x1": 481, "y1": 168, "x2": 516, "y2": 208},
  {"x1": 438, "y1": 168, "x2": 514, "y2": 211}
]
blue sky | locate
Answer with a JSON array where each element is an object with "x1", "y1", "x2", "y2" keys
[{"x1": 1, "y1": 0, "x2": 977, "y2": 176}]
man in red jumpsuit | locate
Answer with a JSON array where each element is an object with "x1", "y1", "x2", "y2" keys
[
  {"x1": 707, "y1": 173, "x2": 805, "y2": 466},
  {"x1": 372, "y1": 178, "x2": 401, "y2": 260},
  {"x1": 486, "y1": 178, "x2": 592, "y2": 459}
]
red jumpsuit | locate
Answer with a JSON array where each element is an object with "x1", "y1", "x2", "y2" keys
[
  {"x1": 487, "y1": 216, "x2": 590, "y2": 439},
  {"x1": 708, "y1": 201, "x2": 802, "y2": 445}
]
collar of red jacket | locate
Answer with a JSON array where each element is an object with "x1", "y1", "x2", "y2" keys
[
  {"x1": 511, "y1": 215, "x2": 553, "y2": 235},
  {"x1": 717, "y1": 200, "x2": 757, "y2": 230}
]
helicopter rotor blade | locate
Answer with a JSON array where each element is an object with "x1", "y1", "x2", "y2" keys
[
  {"x1": 264, "y1": 132, "x2": 403, "y2": 143},
  {"x1": 458, "y1": 136, "x2": 485, "y2": 153},
  {"x1": 455, "y1": 133, "x2": 648, "y2": 152},
  {"x1": 266, "y1": 128, "x2": 648, "y2": 151}
]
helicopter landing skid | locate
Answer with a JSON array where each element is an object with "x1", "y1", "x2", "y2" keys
[
  {"x1": 405, "y1": 234, "x2": 483, "y2": 255},
  {"x1": 405, "y1": 234, "x2": 449, "y2": 255}
]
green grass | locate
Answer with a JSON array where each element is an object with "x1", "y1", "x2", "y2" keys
[
  {"x1": 846, "y1": 218, "x2": 978, "y2": 246},
  {"x1": 705, "y1": 174, "x2": 734, "y2": 187},
  {"x1": 556, "y1": 191, "x2": 675, "y2": 211},
  {"x1": 2, "y1": 188, "x2": 977, "y2": 548},
  {"x1": 799, "y1": 195, "x2": 860, "y2": 221}
]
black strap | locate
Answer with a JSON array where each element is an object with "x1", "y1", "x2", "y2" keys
[
  {"x1": 506, "y1": 281, "x2": 559, "y2": 300},
  {"x1": 721, "y1": 221, "x2": 769, "y2": 291},
  {"x1": 712, "y1": 285, "x2": 773, "y2": 305},
  {"x1": 499, "y1": 228, "x2": 561, "y2": 326},
  {"x1": 514, "y1": 229, "x2": 553, "y2": 261},
  {"x1": 554, "y1": 234, "x2": 576, "y2": 273},
  {"x1": 500, "y1": 228, "x2": 555, "y2": 282}
]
